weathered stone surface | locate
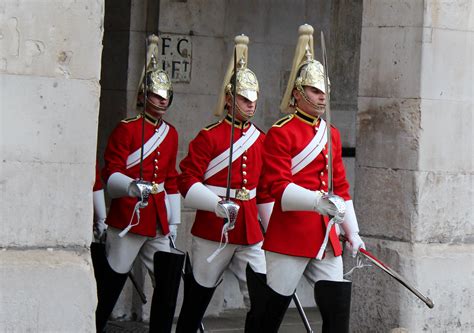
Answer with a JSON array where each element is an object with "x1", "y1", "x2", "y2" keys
[
  {"x1": 416, "y1": 171, "x2": 473, "y2": 243},
  {"x1": 347, "y1": 240, "x2": 473, "y2": 332},
  {"x1": 0, "y1": 249, "x2": 96, "y2": 332},
  {"x1": 160, "y1": 0, "x2": 226, "y2": 36},
  {"x1": 357, "y1": 97, "x2": 421, "y2": 170},
  {"x1": 223, "y1": 0, "x2": 305, "y2": 44},
  {"x1": 2, "y1": 75, "x2": 99, "y2": 164},
  {"x1": 355, "y1": 166, "x2": 416, "y2": 241},
  {"x1": 362, "y1": 0, "x2": 423, "y2": 27},
  {"x1": 0, "y1": 0, "x2": 103, "y2": 79},
  {"x1": 419, "y1": 99, "x2": 473, "y2": 172},
  {"x1": 420, "y1": 28, "x2": 473, "y2": 101},
  {"x1": 1, "y1": 161, "x2": 93, "y2": 247},
  {"x1": 424, "y1": 0, "x2": 474, "y2": 30},
  {"x1": 359, "y1": 26, "x2": 422, "y2": 99}
]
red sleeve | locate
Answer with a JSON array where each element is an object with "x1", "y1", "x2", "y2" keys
[
  {"x1": 331, "y1": 127, "x2": 351, "y2": 200},
  {"x1": 178, "y1": 130, "x2": 214, "y2": 197},
  {"x1": 93, "y1": 161, "x2": 103, "y2": 191},
  {"x1": 102, "y1": 123, "x2": 132, "y2": 183},
  {"x1": 164, "y1": 127, "x2": 179, "y2": 194},
  {"x1": 261, "y1": 127, "x2": 294, "y2": 201}
]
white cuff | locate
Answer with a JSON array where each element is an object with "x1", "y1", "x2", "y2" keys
[
  {"x1": 167, "y1": 193, "x2": 181, "y2": 225},
  {"x1": 183, "y1": 182, "x2": 221, "y2": 212},
  {"x1": 258, "y1": 202, "x2": 274, "y2": 232},
  {"x1": 341, "y1": 200, "x2": 359, "y2": 235},
  {"x1": 281, "y1": 183, "x2": 321, "y2": 212},
  {"x1": 93, "y1": 189, "x2": 107, "y2": 220},
  {"x1": 107, "y1": 172, "x2": 133, "y2": 199}
]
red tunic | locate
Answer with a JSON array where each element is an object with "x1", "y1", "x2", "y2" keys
[
  {"x1": 102, "y1": 114, "x2": 179, "y2": 237},
  {"x1": 261, "y1": 109, "x2": 351, "y2": 258},
  {"x1": 93, "y1": 162, "x2": 103, "y2": 191},
  {"x1": 179, "y1": 115, "x2": 272, "y2": 245}
]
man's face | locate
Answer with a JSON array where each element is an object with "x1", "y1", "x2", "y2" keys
[
  {"x1": 146, "y1": 92, "x2": 170, "y2": 118},
  {"x1": 226, "y1": 94, "x2": 257, "y2": 121},
  {"x1": 293, "y1": 86, "x2": 326, "y2": 117}
]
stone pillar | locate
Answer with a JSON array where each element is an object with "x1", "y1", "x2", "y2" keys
[
  {"x1": 353, "y1": 0, "x2": 473, "y2": 331},
  {"x1": 0, "y1": 1, "x2": 104, "y2": 331}
]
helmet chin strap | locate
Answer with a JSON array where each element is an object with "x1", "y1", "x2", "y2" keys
[
  {"x1": 147, "y1": 97, "x2": 168, "y2": 111},
  {"x1": 229, "y1": 92, "x2": 257, "y2": 121},
  {"x1": 296, "y1": 85, "x2": 325, "y2": 113}
]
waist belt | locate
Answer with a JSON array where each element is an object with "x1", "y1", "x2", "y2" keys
[
  {"x1": 151, "y1": 182, "x2": 165, "y2": 194},
  {"x1": 205, "y1": 185, "x2": 256, "y2": 201}
]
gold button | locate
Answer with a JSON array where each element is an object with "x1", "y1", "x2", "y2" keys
[
  {"x1": 242, "y1": 186, "x2": 247, "y2": 190},
  {"x1": 320, "y1": 171, "x2": 324, "y2": 176},
  {"x1": 154, "y1": 159, "x2": 158, "y2": 163},
  {"x1": 243, "y1": 156, "x2": 248, "y2": 161},
  {"x1": 243, "y1": 179, "x2": 248, "y2": 184},
  {"x1": 153, "y1": 173, "x2": 157, "y2": 178},
  {"x1": 152, "y1": 181, "x2": 156, "y2": 185},
  {"x1": 242, "y1": 171, "x2": 247, "y2": 176},
  {"x1": 326, "y1": 165, "x2": 329, "y2": 170},
  {"x1": 155, "y1": 166, "x2": 159, "y2": 170},
  {"x1": 325, "y1": 154, "x2": 329, "y2": 158},
  {"x1": 242, "y1": 164, "x2": 247, "y2": 169},
  {"x1": 157, "y1": 152, "x2": 161, "y2": 156},
  {"x1": 322, "y1": 181, "x2": 326, "y2": 186}
]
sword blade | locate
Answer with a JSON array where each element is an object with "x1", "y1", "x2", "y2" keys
[
  {"x1": 359, "y1": 248, "x2": 434, "y2": 308},
  {"x1": 320, "y1": 31, "x2": 332, "y2": 194},
  {"x1": 225, "y1": 47, "x2": 238, "y2": 201}
]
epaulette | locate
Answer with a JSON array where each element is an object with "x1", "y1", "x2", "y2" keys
[
  {"x1": 203, "y1": 121, "x2": 221, "y2": 131},
  {"x1": 121, "y1": 115, "x2": 141, "y2": 123},
  {"x1": 272, "y1": 114, "x2": 294, "y2": 128}
]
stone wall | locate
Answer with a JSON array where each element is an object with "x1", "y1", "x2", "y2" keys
[
  {"x1": 0, "y1": 1, "x2": 104, "y2": 332},
  {"x1": 352, "y1": 0, "x2": 473, "y2": 331}
]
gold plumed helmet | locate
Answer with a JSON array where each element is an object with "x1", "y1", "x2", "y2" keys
[
  {"x1": 136, "y1": 35, "x2": 173, "y2": 107},
  {"x1": 214, "y1": 34, "x2": 259, "y2": 117},
  {"x1": 280, "y1": 24, "x2": 329, "y2": 113}
]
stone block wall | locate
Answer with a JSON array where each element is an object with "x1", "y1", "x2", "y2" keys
[{"x1": 1, "y1": 1, "x2": 104, "y2": 331}]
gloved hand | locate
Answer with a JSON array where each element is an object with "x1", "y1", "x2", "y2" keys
[
  {"x1": 315, "y1": 192, "x2": 346, "y2": 222},
  {"x1": 168, "y1": 224, "x2": 178, "y2": 242},
  {"x1": 345, "y1": 232, "x2": 365, "y2": 257},
  {"x1": 128, "y1": 180, "x2": 154, "y2": 198},
  {"x1": 93, "y1": 218, "x2": 107, "y2": 241},
  {"x1": 340, "y1": 200, "x2": 365, "y2": 257},
  {"x1": 215, "y1": 201, "x2": 229, "y2": 218}
]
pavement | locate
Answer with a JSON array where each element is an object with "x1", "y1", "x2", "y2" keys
[{"x1": 106, "y1": 307, "x2": 322, "y2": 332}]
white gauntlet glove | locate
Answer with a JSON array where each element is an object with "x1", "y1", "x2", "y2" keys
[
  {"x1": 93, "y1": 189, "x2": 107, "y2": 241},
  {"x1": 281, "y1": 183, "x2": 346, "y2": 220},
  {"x1": 168, "y1": 224, "x2": 178, "y2": 242},
  {"x1": 342, "y1": 200, "x2": 365, "y2": 257}
]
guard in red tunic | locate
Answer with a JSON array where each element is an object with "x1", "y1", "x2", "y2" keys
[
  {"x1": 95, "y1": 35, "x2": 184, "y2": 333},
  {"x1": 176, "y1": 35, "x2": 274, "y2": 333},
  {"x1": 246, "y1": 25, "x2": 365, "y2": 333}
]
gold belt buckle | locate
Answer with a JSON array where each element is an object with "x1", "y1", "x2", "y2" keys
[
  {"x1": 235, "y1": 188, "x2": 250, "y2": 201},
  {"x1": 151, "y1": 183, "x2": 160, "y2": 195}
]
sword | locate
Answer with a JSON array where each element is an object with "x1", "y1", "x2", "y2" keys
[
  {"x1": 320, "y1": 31, "x2": 332, "y2": 194},
  {"x1": 139, "y1": 36, "x2": 149, "y2": 181},
  {"x1": 357, "y1": 247, "x2": 434, "y2": 309},
  {"x1": 225, "y1": 47, "x2": 238, "y2": 201}
]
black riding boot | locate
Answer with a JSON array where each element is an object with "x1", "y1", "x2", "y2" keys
[
  {"x1": 149, "y1": 248, "x2": 185, "y2": 333},
  {"x1": 244, "y1": 264, "x2": 293, "y2": 333},
  {"x1": 314, "y1": 280, "x2": 352, "y2": 333},
  {"x1": 175, "y1": 255, "x2": 217, "y2": 333},
  {"x1": 93, "y1": 243, "x2": 128, "y2": 333}
]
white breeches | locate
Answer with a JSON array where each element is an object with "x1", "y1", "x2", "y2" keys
[
  {"x1": 190, "y1": 236, "x2": 266, "y2": 308},
  {"x1": 266, "y1": 249, "x2": 343, "y2": 296},
  {"x1": 106, "y1": 226, "x2": 170, "y2": 274}
]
